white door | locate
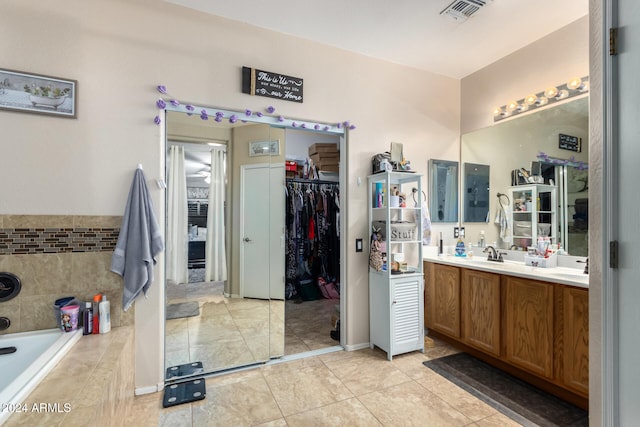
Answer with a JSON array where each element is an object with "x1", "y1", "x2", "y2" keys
[
  {"x1": 610, "y1": 0, "x2": 640, "y2": 422},
  {"x1": 240, "y1": 164, "x2": 285, "y2": 300}
]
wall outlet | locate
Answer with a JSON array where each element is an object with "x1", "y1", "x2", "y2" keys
[{"x1": 454, "y1": 227, "x2": 465, "y2": 238}]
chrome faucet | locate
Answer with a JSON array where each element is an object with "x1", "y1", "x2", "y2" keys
[
  {"x1": 577, "y1": 258, "x2": 589, "y2": 274},
  {"x1": 0, "y1": 317, "x2": 9, "y2": 331},
  {"x1": 483, "y1": 246, "x2": 506, "y2": 262}
]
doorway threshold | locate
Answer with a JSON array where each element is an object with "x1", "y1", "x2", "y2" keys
[
  {"x1": 267, "y1": 345, "x2": 344, "y2": 366},
  {"x1": 173, "y1": 346, "x2": 346, "y2": 385}
]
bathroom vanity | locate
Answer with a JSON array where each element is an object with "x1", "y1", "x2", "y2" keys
[{"x1": 423, "y1": 254, "x2": 588, "y2": 409}]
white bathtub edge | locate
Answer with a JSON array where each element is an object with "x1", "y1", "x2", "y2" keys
[{"x1": 0, "y1": 329, "x2": 82, "y2": 426}]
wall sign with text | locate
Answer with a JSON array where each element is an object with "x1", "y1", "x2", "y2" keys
[
  {"x1": 242, "y1": 66, "x2": 303, "y2": 103},
  {"x1": 558, "y1": 133, "x2": 582, "y2": 152}
]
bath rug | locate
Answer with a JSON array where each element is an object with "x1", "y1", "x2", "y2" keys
[
  {"x1": 423, "y1": 353, "x2": 588, "y2": 427},
  {"x1": 166, "y1": 301, "x2": 200, "y2": 320}
]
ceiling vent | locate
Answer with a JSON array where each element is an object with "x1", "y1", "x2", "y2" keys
[{"x1": 440, "y1": 0, "x2": 492, "y2": 22}]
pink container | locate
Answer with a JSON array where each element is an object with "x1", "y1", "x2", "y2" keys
[{"x1": 60, "y1": 305, "x2": 79, "y2": 332}]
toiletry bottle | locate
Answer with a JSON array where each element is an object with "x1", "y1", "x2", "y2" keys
[
  {"x1": 478, "y1": 230, "x2": 485, "y2": 248},
  {"x1": 455, "y1": 236, "x2": 466, "y2": 257},
  {"x1": 99, "y1": 294, "x2": 111, "y2": 334},
  {"x1": 92, "y1": 293, "x2": 102, "y2": 334},
  {"x1": 83, "y1": 301, "x2": 93, "y2": 335},
  {"x1": 438, "y1": 232, "x2": 444, "y2": 255}
]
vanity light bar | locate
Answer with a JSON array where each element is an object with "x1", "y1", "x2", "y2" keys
[
  {"x1": 163, "y1": 104, "x2": 346, "y2": 135},
  {"x1": 492, "y1": 76, "x2": 589, "y2": 123}
]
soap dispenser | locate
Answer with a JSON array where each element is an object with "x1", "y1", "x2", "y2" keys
[
  {"x1": 478, "y1": 230, "x2": 485, "y2": 248},
  {"x1": 454, "y1": 236, "x2": 466, "y2": 257}
]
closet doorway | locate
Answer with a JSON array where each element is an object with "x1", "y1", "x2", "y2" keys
[
  {"x1": 282, "y1": 129, "x2": 342, "y2": 356},
  {"x1": 163, "y1": 108, "x2": 344, "y2": 383}
]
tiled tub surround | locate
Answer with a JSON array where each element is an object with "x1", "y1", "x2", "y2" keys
[
  {"x1": 0, "y1": 215, "x2": 133, "y2": 334},
  {"x1": 4, "y1": 326, "x2": 134, "y2": 427}
]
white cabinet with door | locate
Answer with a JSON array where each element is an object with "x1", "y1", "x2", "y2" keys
[
  {"x1": 509, "y1": 184, "x2": 557, "y2": 250},
  {"x1": 368, "y1": 171, "x2": 424, "y2": 360}
]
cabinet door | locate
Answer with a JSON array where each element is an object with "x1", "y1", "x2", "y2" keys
[
  {"x1": 503, "y1": 276, "x2": 554, "y2": 378},
  {"x1": 562, "y1": 286, "x2": 589, "y2": 395},
  {"x1": 461, "y1": 269, "x2": 501, "y2": 356},
  {"x1": 428, "y1": 264, "x2": 460, "y2": 338},
  {"x1": 391, "y1": 276, "x2": 424, "y2": 355}
]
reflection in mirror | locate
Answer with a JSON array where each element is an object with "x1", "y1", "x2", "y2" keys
[
  {"x1": 429, "y1": 159, "x2": 459, "y2": 222},
  {"x1": 163, "y1": 107, "x2": 345, "y2": 382},
  {"x1": 164, "y1": 113, "x2": 279, "y2": 379},
  {"x1": 463, "y1": 163, "x2": 490, "y2": 222},
  {"x1": 461, "y1": 96, "x2": 588, "y2": 256}
]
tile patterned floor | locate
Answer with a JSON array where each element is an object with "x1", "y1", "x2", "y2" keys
[
  {"x1": 166, "y1": 280, "x2": 339, "y2": 371},
  {"x1": 128, "y1": 340, "x2": 526, "y2": 426},
  {"x1": 157, "y1": 282, "x2": 525, "y2": 426}
]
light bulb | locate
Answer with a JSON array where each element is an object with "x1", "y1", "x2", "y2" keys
[
  {"x1": 525, "y1": 94, "x2": 538, "y2": 105},
  {"x1": 538, "y1": 97, "x2": 548, "y2": 106},
  {"x1": 506, "y1": 100, "x2": 519, "y2": 112},
  {"x1": 492, "y1": 107, "x2": 503, "y2": 116},
  {"x1": 545, "y1": 86, "x2": 559, "y2": 99},
  {"x1": 557, "y1": 89, "x2": 569, "y2": 100},
  {"x1": 518, "y1": 103, "x2": 529, "y2": 112},
  {"x1": 567, "y1": 77, "x2": 583, "y2": 90}
]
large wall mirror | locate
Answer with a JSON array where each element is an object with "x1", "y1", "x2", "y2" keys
[
  {"x1": 461, "y1": 96, "x2": 588, "y2": 256},
  {"x1": 163, "y1": 106, "x2": 345, "y2": 382}
]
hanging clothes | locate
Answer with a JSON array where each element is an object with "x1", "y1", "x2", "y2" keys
[{"x1": 285, "y1": 179, "x2": 340, "y2": 300}]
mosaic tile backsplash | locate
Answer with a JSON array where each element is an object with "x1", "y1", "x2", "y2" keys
[{"x1": 0, "y1": 215, "x2": 135, "y2": 334}]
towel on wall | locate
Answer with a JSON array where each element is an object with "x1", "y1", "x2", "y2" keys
[
  {"x1": 494, "y1": 204, "x2": 513, "y2": 245},
  {"x1": 111, "y1": 168, "x2": 164, "y2": 311},
  {"x1": 422, "y1": 201, "x2": 432, "y2": 245}
]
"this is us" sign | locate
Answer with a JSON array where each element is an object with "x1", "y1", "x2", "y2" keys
[{"x1": 242, "y1": 66, "x2": 303, "y2": 103}]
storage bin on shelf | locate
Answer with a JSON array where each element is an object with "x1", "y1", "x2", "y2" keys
[{"x1": 308, "y1": 143, "x2": 339, "y2": 172}]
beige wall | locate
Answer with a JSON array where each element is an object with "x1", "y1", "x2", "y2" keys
[
  {"x1": 1, "y1": 0, "x2": 460, "y2": 391},
  {"x1": 1, "y1": 0, "x2": 589, "y2": 394},
  {"x1": 461, "y1": 16, "x2": 589, "y2": 134}
]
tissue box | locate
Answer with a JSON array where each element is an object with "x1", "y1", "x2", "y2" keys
[{"x1": 524, "y1": 252, "x2": 557, "y2": 268}]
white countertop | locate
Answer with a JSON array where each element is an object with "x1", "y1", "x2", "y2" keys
[{"x1": 423, "y1": 251, "x2": 589, "y2": 289}]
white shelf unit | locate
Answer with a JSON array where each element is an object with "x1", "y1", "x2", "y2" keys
[
  {"x1": 367, "y1": 171, "x2": 424, "y2": 360},
  {"x1": 509, "y1": 184, "x2": 557, "y2": 250}
]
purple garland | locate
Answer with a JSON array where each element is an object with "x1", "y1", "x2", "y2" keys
[{"x1": 153, "y1": 84, "x2": 355, "y2": 130}]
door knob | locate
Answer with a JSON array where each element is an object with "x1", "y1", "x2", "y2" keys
[{"x1": 243, "y1": 237, "x2": 252, "y2": 242}]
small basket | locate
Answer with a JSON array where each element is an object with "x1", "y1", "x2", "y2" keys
[{"x1": 524, "y1": 253, "x2": 557, "y2": 268}]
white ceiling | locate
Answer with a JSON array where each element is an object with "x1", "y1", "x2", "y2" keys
[{"x1": 166, "y1": 0, "x2": 588, "y2": 79}]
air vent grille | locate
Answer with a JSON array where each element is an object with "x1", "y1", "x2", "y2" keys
[{"x1": 440, "y1": 0, "x2": 491, "y2": 22}]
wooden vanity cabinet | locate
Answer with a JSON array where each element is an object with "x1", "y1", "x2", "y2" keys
[
  {"x1": 425, "y1": 262, "x2": 460, "y2": 338},
  {"x1": 461, "y1": 269, "x2": 501, "y2": 356},
  {"x1": 424, "y1": 260, "x2": 589, "y2": 406},
  {"x1": 503, "y1": 275, "x2": 554, "y2": 379},
  {"x1": 560, "y1": 286, "x2": 589, "y2": 395}
]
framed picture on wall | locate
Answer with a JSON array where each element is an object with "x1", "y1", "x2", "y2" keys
[
  {"x1": 0, "y1": 68, "x2": 77, "y2": 118},
  {"x1": 249, "y1": 140, "x2": 280, "y2": 157}
]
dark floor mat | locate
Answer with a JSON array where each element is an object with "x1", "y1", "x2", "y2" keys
[
  {"x1": 166, "y1": 301, "x2": 200, "y2": 320},
  {"x1": 423, "y1": 353, "x2": 588, "y2": 427}
]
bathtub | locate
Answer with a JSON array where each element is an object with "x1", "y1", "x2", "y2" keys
[{"x1": 0, "y1": 328, "x2": 82, "y2": 424}]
